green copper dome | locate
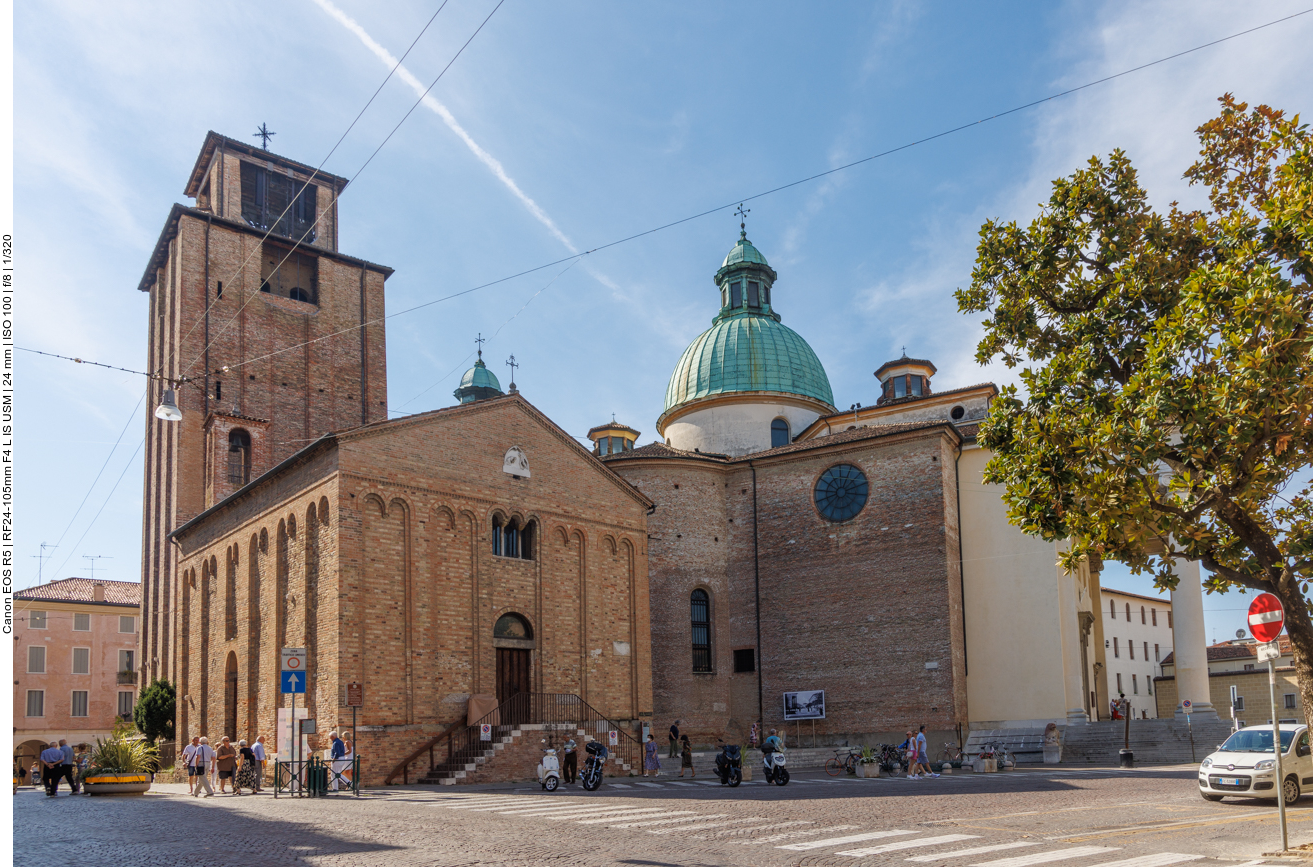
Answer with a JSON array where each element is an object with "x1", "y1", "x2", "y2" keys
[
  {"x1": 454, "y1": 356, "x2": 503, "y2": 404},
  {"x1": 663, "y1": 233, "x2": 833, "y2": 415}
]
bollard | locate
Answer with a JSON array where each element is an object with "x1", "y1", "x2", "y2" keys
[{"x1": 1118, "y1": 749, "x2": 1134, "y2": 769}]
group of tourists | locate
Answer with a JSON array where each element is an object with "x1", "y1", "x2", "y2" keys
[
  {"x1": 31, "y1": 739, "x2": 86, "y2": 796},
  {"x1": 182, "y1": 734, "x2": 268, "y2": 796},
  {"x1": 899, "y1": 725, "x2": 940, "y2": 779}
]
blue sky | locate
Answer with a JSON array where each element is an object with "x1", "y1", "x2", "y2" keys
[{"x1": 13, "y1": 1, "x2": 1313, "y2": 645}]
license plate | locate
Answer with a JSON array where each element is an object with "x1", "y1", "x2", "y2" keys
[{"x1": 1219, "y1": 777, "x2": 1243, "y2": 785}]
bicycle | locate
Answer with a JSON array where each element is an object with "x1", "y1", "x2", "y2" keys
[
  {"x1": 877, "y1": 744, "x2": 904, "y2": 774},
  {"x1": 939, "y1": 743, "x2": 964, "y2": 766},
  {"x1": 824, "y1": 748, "x2": 860, "y2": 777}
]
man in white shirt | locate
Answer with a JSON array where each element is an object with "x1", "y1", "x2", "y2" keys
[
  {"x1": 916, "y1": 726, "x2": 940, "y2": 778},
  {"x1": 252, "y1": 736, "x2": 267, "y2": 792},
  {"x1": 190, "y1": 737, "x2": 215, "y2": 797},
  {"x1": 181, "y1": 736, "x2": 201, "y2": 795}
]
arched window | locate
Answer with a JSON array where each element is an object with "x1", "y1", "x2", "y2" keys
[
  {"x1": 770, "y1": 418, "x2": 789, "y2": 448},
  {"x1": 1125, "y1": 602, "x2": 1131, "y2": 621},
  {"x1": 1110, "y1": 599, "x2": 1116, "y2": 618},
  {"x1": 504, "y1": 519, "x2": 520, "y2": 559},
  {"x1": 519, "y1": 521, "x2": 535, "y2": 561},
  {"x1": 1141, "y1": 606, "x2": 1146, "y2": 624},
  {"x1": 288, "y1": 287, "x2": 314, "y2": 303},
  {"x1": 492, "y1": 515, "x2": 504, "y2": 556},
  {"x1": 228, "y1": 429, "x2": 251, "y2": 487},
  {"x1": 691, "y1": 589, "x2": 711, "y2": 673},
  {"x1": 494, "y1": 613, "x2": 532, "y2": 639}
]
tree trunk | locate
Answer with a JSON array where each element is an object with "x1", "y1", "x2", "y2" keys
[{"x1": 1272, "y1": 577, "x2": 1313, "y2": 725}]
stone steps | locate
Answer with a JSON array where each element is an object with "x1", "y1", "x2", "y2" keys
[
  {"x1": 420, "y1": 724, "x2": 635, "y2": 785},
  {"x1": 1061, "y1": 719, "x2": 1232, "y2": 764}
]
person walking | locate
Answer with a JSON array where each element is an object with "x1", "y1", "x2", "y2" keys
[
  {"x1": 749, "y1": 722, "x2": 759, "y2": 750},
  {"x1": 191, "y1": 737, "x2": 215, "y2": 797},
  {"x1": 342, "y1": 734, "x2": 355, "y2": 788},
  {"x1": 329, "y1": 731, "x2": 347, "y2": 791},
  {"x1": 901, "y1": 730, "x2": 920, "y2": 778},
  {"x1": 181, "y1": 736, "x2": 202, "y2": 795},
  {"x1": 29, "y1": 761, "x2": 40, "y2": 789},
  {"x1": 39, "y1": 742, "x2": 65, "y2": 796},
  {"x1": 251, "y1": 736, "x2": 267, "y2": 792},
  {"x1": 678, "y1": 735, "x2": 695, "y2": 778},
  {"x1": 58, "y1": 739, "x2": 79, "y2": 794},
  {"x1": 234, "y1": 740, "x2": 258, "y2": 794},
  {"x1": 561, "y1": 736, "x2": 578, "y2": 785},
  {"x1": 916, "y1": 725, "x2": 940, "y2": 778},
  {"x1": 668, "y1": 720, "x2": 681, "y2": 759},
  {"x1": 644, "y1": 734, "x2": 661, "y2": 777},
  {"x1": 215, "y1": 737, "x2": 237, "y2": 793}
]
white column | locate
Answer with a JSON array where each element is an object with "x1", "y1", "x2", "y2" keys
[
  {"x1": 1059, "y1": 549, "x2": 1090, "y2": 724},
  {"x1": 1170, "y1": 558, "x2": 1218, "y2": 719}
]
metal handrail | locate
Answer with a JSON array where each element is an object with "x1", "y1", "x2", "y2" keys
[{"x1": 385, "y1": 719, "x2": 468, "y2": 786}]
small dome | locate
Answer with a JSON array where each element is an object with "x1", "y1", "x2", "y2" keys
[
  {"x1": 722, "y1": 237, "x2": 769, "y2": 268},
  {"x1": 453, "y1": 357, "x2": 503, "y2": 404}
]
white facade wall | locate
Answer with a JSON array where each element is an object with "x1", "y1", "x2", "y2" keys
[
  {"x1": 1101, "y1": 589, "x2": 1173, "y2": 718},
  {"x1": 663, "y1": 400, "x2": 822, "y2": 457}
]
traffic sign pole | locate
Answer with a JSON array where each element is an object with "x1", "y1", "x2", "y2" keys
[{"x1": 1248, "y1": 595, "x2": 1288, "y2": 853}]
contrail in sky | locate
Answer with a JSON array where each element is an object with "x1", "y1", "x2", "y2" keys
[{"x1": 313, "y1": 0, "x2": 583, "y2": 257}]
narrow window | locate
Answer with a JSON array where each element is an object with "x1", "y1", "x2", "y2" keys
[
  {"x1": 1132, "y1": 674, "x2": 1138, "y2": 695},
  {"x1": 1147, "y1": 678, "x2": 1153, "y2": 695},
  {"x1": 691, "y1": 589, "x2": 711, "y2": 673},
  {"x1": 1143, "y1": 641, "x2": 1149, "y2": 661},
  {"x1": 1141, "y1": 606, "x2": 1146, "y2": 625},
  {"x1": 1151, "y1": 608, "x2": 1157, "y2": 626},
  {"x1": 1129, "y1": 640, "x2": 1135, "y2": 660},
  {"x1": 28, "y1": 646, "x2": 45, "y2": 673},
  {"x1": 118, "y1": 691, "x2": 135, "y2": 719},
  {"x1": 216, "y1": 281, "x2": 223, "y2": 298},
  {"x1": 1235, "y1": 695, "x2": 1245, "y2": 710},
  {"x1": 215, "y1": 381, "x2": 222, "y2": 401},
  {"x1": 118, "y1": 649, "x2": 135, "y2": 674},
  {"x1": 119, "y1": 616, "x2": 136, "y2": 634},
  {"x1": 910, "y1": 376, "x2": 923, "y2": 396},
  {"x1": 770, "y1": 418, "x2": 789, "y2": 448},
  {"x1": 73, "y1": 647, "x2": 91, "y2": 675},
  {"x1": 26, "y1": 690, "x2": 44, "y2": 717},
  {"x1": 730, "y1": 281, "x2": 742, "y2": 309},
  {"x1": 520, "y1": 521, "x2": 535, "y2": 561},
  {"x1": 1286, "y1": 694, "x2": 1298, "y2": 710},
  {"x1": 893, "y1": 377, "x2": 907, "y2": 398},
  {"x1": 29, "y1": 611, "x2": 46, "y2": 629},
  {"x1": 1113, "y1": 637, "x2": 1119, "y2": 658},
  {"x1": 504, "y1": 520, "x2": 520, "y2": 558},
  {"x1": 1116, "y1": 673, "x2": 1123, "y2": 692},
  {"x1": 73, "y1": 613, "x2": 90, "y2": 631},
  {"x1": 1168, "y1": 611, "x2": 1173, "y2": 628},
  {"x1": 733, "y1": 648, "x2": 756, "y2": 673},
  {"x1": 1110, "y1": 599, "x2": 1116, "y2": 619},
  {"x1": 71, "y1": 690, "x2": 89, "y2": 717},
  {"x1": 762, "y1": 283, "x2": 770, "y2": 305},
  {"x1": 747, "y1": 281, "x2": 760, "y2": 307},
  {"x1": 492, "y1": 516, "x2": 503, "y2": 556},
  {"x1": 721, "y1": 286, "x2": 728, "y2": 308},
  {"x1": 1154, "y1": 643, "x2": 1160, "y2": 661},
  {"x1": 228, "y1": 429, "x2": 252, "y2": 487},
  {"x1": 1125, "y1": 602, "x2": 1131, "y2": 620}
]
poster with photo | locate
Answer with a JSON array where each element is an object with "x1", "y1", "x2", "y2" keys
[{"x1": 783, "y1": 690, "x2": 825, "y2": 720}]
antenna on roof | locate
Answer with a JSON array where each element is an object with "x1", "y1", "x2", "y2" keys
[
  {"x1": 253, "y1": 123, "x2": 276, "y2": 150},
  {"x1": 82, "y1": 555, "x2": 112, "y2": 581},
  {"x1": 31, "y1": 542, "x2": 56, "y2": 585}
]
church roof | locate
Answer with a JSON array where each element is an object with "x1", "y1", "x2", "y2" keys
[
  {"x1": 721, "y1": 236, "x2": 769, "y2": 268},
  {"x1": 184, "y1": 130, "x2": 350, "y2": 198},
  {"x1": 17, "y1": 578, "x2": 141, "y2": 607},
  {"x1": 604, "y1": 420, "x2": 958, "y2": 464},
  {"x1": 874, "y1": 355, "x2": 938, "y2": 379}
]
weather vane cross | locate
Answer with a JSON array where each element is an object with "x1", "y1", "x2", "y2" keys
[
  {"x1": 735, "y1": 203, "x2": 750, "y2": 237},
  {"x1": 474, "y1": 333, "x2": 485, "y2": 359},
  {"x1": 254, "y1": 123, "x2": 277, "y2": 150}
]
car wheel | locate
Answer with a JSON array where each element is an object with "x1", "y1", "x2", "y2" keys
[
  {"x1": 1201, "y1": 792, "x2": 1223, "y2": 802},
  {"x1": 1284, "y1": 775, "x2": 1301, "y2": 806}
]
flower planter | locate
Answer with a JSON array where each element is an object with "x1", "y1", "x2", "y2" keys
[
  {"x1": 972, "y1": 758, "x2": 997, "y2": 774},
  {"x1": 83, "y1": 771, "x2": 152, "y2": 795},
  {"x1": 857, "y1": 762, "x2": 880, "y2": 778},
  {"x1": 739, "y1": 763, "x2": 752, "y2": 781}
]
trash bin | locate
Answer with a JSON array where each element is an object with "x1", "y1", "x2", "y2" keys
[
  {"x1": 1118, "y1": 749, "x2": 1134, "y2": 769},
  {"x1": 307, "y1": 761, "x2": 329, "y2": 795}
]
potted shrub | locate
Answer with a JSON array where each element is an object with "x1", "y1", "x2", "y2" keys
[
  {"x1": 857, "y1": 746, "x2": 880, "y2": 778},
  {"x1": 83, "y1": 720, "x2": 158, "y2": 795},
  {"x1": 972, "y1": 746, "x2": 997, "y2": 774}
]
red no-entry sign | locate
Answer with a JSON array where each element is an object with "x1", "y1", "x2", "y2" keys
[{"x1": 1248, "y1": 593, "x2": 1285, "y2": 644}]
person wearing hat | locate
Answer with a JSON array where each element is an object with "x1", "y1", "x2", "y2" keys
[{"x1": 234, "y1": 740, "x2": 258, "y2": 794}]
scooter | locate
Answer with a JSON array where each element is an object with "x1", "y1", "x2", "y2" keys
[
  {"x1": 714, "y1": 741, "x2": 742, "y2": 787},
  {"x1": 580, "y1": 741, "x2": 608, "y2": 791},
  {"x1": 537, "y1": 748, "x2": 561, "y2": 792},
  {"x1": 762, "y1": 748, "x2": 789, "y2": 786}
]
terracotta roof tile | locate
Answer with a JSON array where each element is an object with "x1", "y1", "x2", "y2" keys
[
  {"x1": 16, "y1": 578, "x2": 141, "y2": 607},
  {"x1": 1160, "y1": 636, "x2": 1289, "y2": 667}
]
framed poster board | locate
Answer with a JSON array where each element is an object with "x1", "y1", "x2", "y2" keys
[{"x1": 783, "y1": 690, "x2": 825, "y2": 720}]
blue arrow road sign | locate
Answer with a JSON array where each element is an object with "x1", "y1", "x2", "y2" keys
[{"x1": 281, "y1": 671, "x2": 306, "y2": 694}]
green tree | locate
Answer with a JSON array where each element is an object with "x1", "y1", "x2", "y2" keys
[
  {"x1": 956, "y1": 96, "x2": 1313, "y2": 717},
  {"x1": 134, "y1": 678, "x2": 176, "y2": 745}
]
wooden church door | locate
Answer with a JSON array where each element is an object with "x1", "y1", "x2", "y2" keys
[{"x1": 496, "y1": 648, "x2": 531, "y2": 723}]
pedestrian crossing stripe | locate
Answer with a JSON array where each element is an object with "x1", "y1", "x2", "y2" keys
[
  {"x1": 741, "y1": 825, "x2": 860, "y2": 845},
  {"x1": 972, "y1": 846, "x2": 1120, "y2": 867},
  {"x1": 646, "y1": 816, "x2": 767, "y2": 835},
  {"x1": 551, "y1": 808, "x2": 674, "y2": 822},
  {"x1": 1096, "y1": 856, "x2": 1204, "y2": 867},
  {"x1": 908, "y1": 842, "x2": 1040, "y2": 861},
  {"x1": 837, "y1": 834, "x2": 980, "y2": 857},
  {"x1": 780, "y1": 831, "x2": 916, "y2": 851},
  {"x1": 610, "y1": 813, "x2": 728, "y2": 829},
  {"x1": 576, "y1": 810, "x2": 694, "y2": 825},
  {"x1": 693, "y1": 820, "x2": 814, "y2": 840}
]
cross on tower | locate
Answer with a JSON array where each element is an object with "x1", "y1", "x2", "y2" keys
[
  {"x1": 505, "y1": 355, "x2": 519, "y2": 393},
  {"x1": 474, "y1": 333, "x2": 486, "y2": 360},
  {"x1": 253, "y1": 123, "x2": 277, "y2": 150},
  {"x1": 735, "y1": 203, "x2": 751, "y2": 238}
]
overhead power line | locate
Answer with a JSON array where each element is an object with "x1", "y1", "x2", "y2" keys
[{"x1": 182, "y1": 7, "x2": 1313, "y2": 383}]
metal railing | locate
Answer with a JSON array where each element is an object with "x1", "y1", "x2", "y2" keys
[
  {"x1": 274, "y1": 756, "x2": 360, "y2": 798},
  {"x1": 387, "y1": 693, "x2": 642, "y2": 785},
  {"x1": 117, "y1": 671, "x2": 137, "y2": 684}
]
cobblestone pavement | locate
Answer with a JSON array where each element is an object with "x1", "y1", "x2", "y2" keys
[{"x1": 17, "y1": 765, "x2": 1313, "y2": 866}]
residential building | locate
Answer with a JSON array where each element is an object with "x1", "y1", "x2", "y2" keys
[
  {"x1": 1099, "y1": 587, "x2": 1174, "y2": 719},
  {"x1": 1157, "y1": 637, "x2": 1302, "y2": 727},
  {"x1": 13, "y1": 578, "x2": 142, "y2": 771}
]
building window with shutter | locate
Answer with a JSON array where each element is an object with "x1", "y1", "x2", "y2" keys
[
  {"x1": 1144, "y1": 641, "x2": 1149, "y2": 662},
  {"x1": 228, "y1": 429, "x2": 252, "y2": 487},
  {"x1": 1155, "y1": 643, "x2": 1160, "y2": 661},
  {"x1": 1141, "y1": 606, "x2": 1146, "y2": 624},
  {"x1": 118, "y1": 691, "x2": 135, "y2": 719},
  {"x1": 120, "y1": 616, "x2": 136, "y2": 634},
  {"x1": 1129, "y1": 641, "x2": 1135, "y2": 660},
  {"x1": 1116, "y1": 673, "x2": 1123, "y2": 692},
  {"x1": 1168, "y1": 611, "x2": 1173, "y2": 628},
  {"x1": 1125, "y1": 602, "x2": 1131, "y2": 620},
  {"x1": 73, "y1": 613, "x2": 90, "y2": 631},
  {"x1": 1151, "y1": 608, "x2": 1158, "y2": 626},
  {"x1": 1286, "y1": 694, "x2": 1298, "y2": 709},
  {"x1": 73, "y1": 647, "x2": 91, "y2": 675},
  {"x1": 1132, "y1": 674, "x2": 1138, "y2": 694},
  {"x1": 26, "y1": 691, "x2": 44, "y2": 717},
  {"x1": 1113, "y1": 637, "x2": 1119, "y2": 658},
  {"x1": 730, "y1": 281, "x2": 742, "y2": 308},
  {"x1": 118, "y1": 649, "x2": 135, "y2": 676},
  {"x1": 1110, "y1": 599, "x2": 1116, "y2": 619},
  {"x1": 28, "y1": 646, "x2": 45, "y2": 674},
  {"x1": 29, "y1": 611, "x2": 46, "y2": 629},
  {"x1": 71, "y1": 691, "x2": 89, "y2": 718},
  {"x1": 691, "y1": 589, "x2": 712, "y2": 673}
]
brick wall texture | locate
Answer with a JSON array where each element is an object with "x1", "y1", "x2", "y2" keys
[{"x1": 169, "y1": 395, "x2": 654, "y2": 785}]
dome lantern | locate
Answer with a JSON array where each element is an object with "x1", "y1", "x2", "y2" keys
[
  {"x1": 588, "y1": 418, "x2": 640, "y2": 456},
  {"x1": 453, "y1": 334, "x2": 504, "y2": 404},
  {"x1": 874, "y1": 351, "x2": 936, "y2": 404}
]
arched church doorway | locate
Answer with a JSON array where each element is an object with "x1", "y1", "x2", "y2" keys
[
  {"x1": 224, "y1": 652, "x2": 239, "y2": 738},
  {"x1": 493, "y1": 613, "x2": 533, "y2": 724}
]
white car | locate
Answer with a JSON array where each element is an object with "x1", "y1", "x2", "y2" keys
[{"x1": 1199, "y1": 723, "x2": 1311, "y2": 804}]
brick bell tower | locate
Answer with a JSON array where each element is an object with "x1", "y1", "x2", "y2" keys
[{"x1": 137, "y1": 131, "x2": 393, "y2": 685}]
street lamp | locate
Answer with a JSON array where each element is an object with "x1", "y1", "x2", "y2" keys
[{"x1": 154, "y1": 388, "x2": 182, "y2": 422}]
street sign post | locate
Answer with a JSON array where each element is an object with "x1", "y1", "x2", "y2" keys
[
  {"x1": 282, "y1": 648, "x2": 308, "y2": 776},
  {"x1": 1181, "y1": 700, "x2": 1195, "y2": 762},
  {"x1": 347, "y1": 682, "x2": 362, "y2": 747},
  {"x1": 480, "y1": 724, "x2": 492, "y2": 742},
  {"x1": 1249, "y1": 595, "x2": 1288, "y2": 852},
  {"x1": 608, "y1": 730, "x2": 618, "y2": 747}
]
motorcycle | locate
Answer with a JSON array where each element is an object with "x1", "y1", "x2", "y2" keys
[
  {"x1": 762, "y1": 748, "x2": 789, "y2": 786},
  {"x1": 580, "y1": 740, "x2": 608, "y2": 791},
  {"x1": 537, "y1": 748, "x2": 561, "y2": 792},
  {"x1": 714, "y1": 741, "x2": 742, "y2": 787}
]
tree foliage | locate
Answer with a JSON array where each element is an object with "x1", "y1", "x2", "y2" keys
[
  {"x1": 956, "y1": 96, "x2": 1313, "y2": 713},
  {"x1": 134, "y1": 678, "x2": 176, "y2": 745}
]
